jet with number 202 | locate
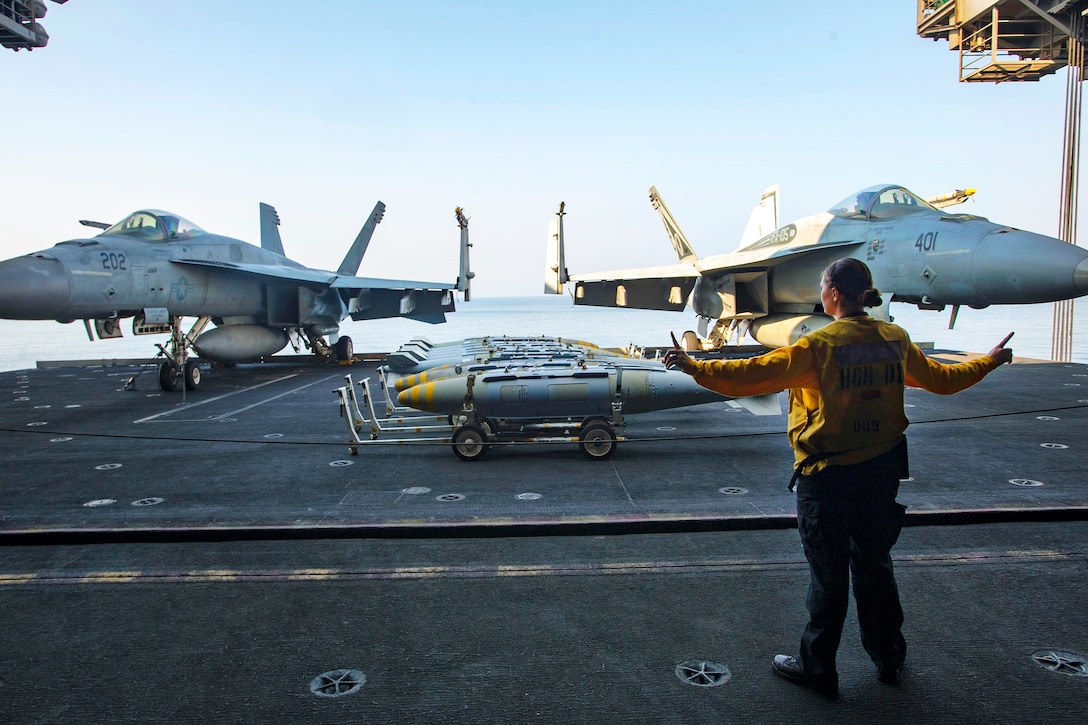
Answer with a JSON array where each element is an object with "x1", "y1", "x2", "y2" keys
[
  {"x1": 545, "y1": 184, "x2": 1088, "y2": 349},
  {"x1": 0, "y1": 202, "x2": 473, "y2": 391}
]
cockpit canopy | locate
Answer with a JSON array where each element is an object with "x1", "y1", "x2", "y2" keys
[
  {"x1": 829, "y1": 185, "x2": 938, "y2": 221},
  {"x1": 101, "y1": 210, "x2": 206, "y2": 242}
]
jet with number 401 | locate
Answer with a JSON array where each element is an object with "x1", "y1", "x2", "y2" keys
[
  {"x1": 0, "y1": 201, "x2": 473, "y2": 390},
  {"x1": 545, "y1": 184, "x2": 1088, "y2": 348}
]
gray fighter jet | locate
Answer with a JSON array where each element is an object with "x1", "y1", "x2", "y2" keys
[
  {"x1": 0, "y1": 202, "x2": 473, "y2": 390},
  {"x1": 545, "y1": 185, "x2": 1088, "y2": 348}
]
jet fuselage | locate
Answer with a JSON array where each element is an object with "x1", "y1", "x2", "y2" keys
[{"x1": 555, "y1": 184, "x2": 1088, "y2": 349}]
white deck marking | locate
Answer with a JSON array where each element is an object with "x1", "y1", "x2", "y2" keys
[
  {"x1": 132, "y1": 373, "x2": 334, "y2": 423},
  {"x1": 209, "y1": 374, "x2": 340, "y2": 421}
]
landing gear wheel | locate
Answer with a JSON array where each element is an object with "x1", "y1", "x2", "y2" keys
[
  {"x1": 681, "y1": 330, "x2": 701, "y2": 351},
  {"x1": 452, "y1": 424, "x2": 488, "y2": 461},
  {"x1": 184, "y1": 360, "x2": 201, "y2": 390},
  {"x1": 158, "y1": 362, "x2": 179, "y2": 392},
  {"x1": 335, "y1": 336, "x2": 354, "y2": 362},
  {"x1": 579, "y1": 422, "x2": 617, "y2": 460}
]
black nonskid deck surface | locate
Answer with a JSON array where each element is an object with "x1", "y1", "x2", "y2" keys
[
  {"x1": 1, "y1": 357, "x2": 1086, "y2": 722},
  {"x1": 1, "y1": 357, "x2": 1086, "y2": 537}
]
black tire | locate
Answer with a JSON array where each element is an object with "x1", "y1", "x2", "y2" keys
[
  {"x1": 184, "y1": 360, "x2": 201, "y2": 390},
  {"x1": 579, "y1": 422, "x2": 617, "y2": 460},
  {"x1": 452, "y1": 424, "x2": 488, "y2": 461},
  {"x1": 335, "y1": 336, "x2": 354, "y2": 361},
  {"x1": 158, "y1": 362, "x2": 179, "y2": 392}
]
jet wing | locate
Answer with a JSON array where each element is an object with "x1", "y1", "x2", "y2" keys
[
  {"x1": 172, "y1": 258, "x2": 336, "y2": 285},
  {"x1": 174, "y1": 259, "x2": 458, "y2": 291},
  {"x1": 334, "y1": 275, "x2": 460, "y2": 324},
  {"x1": 174, "y1": 258, "x2": 459, "y2": 324},
  {"x1": 566, "y1": 234, "x2": 865, "y2": 312},
  {"x1": 567, "y1": 261, "x2": 700, "y2": 311},
  {"x1": 329, "y1": 275, "x2": 458, "y2": 291}
]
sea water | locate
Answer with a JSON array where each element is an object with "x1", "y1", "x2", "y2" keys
[{"x1": 0, "y1": 295, "x2": 1084, "y2": 373}]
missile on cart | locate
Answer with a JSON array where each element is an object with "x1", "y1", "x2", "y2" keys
[
  {"x1": 384, "y1": 336, "x2": 633, "y2": 375},
  {"x1": 391, "y1": 355, "x2": 665, "y2": 393},
  {"x1": 397, "y1": 363, "x2": 781, "y2": 417},
  {"x1": 385, "y1": 342, "x2": 614, "y2": 373}
]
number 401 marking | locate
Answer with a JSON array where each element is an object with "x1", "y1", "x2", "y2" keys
[{"x1": 914, "y1": 232, "x2": 938, "y2": 252}]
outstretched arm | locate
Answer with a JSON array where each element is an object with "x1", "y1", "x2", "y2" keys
[
  {"x1": 905, "y1": 332, "x2": 1013, "y2": 394},
  {"x1": 662, "y1": 332, "x2": 816, "y2": 397}
]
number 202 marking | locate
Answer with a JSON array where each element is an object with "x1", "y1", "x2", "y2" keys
[
  {"x1": 914, "y1": 232, "x2": 938, "y2": 252},
  {"x1": 100, "y1": 252, "x2": 127, "y2": 270}
]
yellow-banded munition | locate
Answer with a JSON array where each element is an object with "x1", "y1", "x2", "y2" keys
[{"x1": 398, "y1": 361, "x2": 779, "y2": 418}]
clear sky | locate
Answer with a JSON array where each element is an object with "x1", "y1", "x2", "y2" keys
[{"x1": 0, "y1": 1, "x2": 1077, "y2": 297}]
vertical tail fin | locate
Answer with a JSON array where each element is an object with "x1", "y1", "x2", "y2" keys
[
  {"x1": 337, "y1": 201, "x2": 386, "y2": 276},
  {"x1": 544, "y1": 201, "x2": 568, "y2": 294},
  {"x1": 739, "y1": 184, "x2": 780, "y2": 247},
  {"x1": 455, "y1": 207, "x2": 473, "y2": 301},
  {"x1": 259, "y1": 203, "x2": 285, "y2": 256}
]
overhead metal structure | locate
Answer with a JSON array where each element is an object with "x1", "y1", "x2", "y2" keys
[
  {"x1": 1, "y1": 0, "x2": 68, "y2": 52},
  {"x1": 918, "y1": 1, "x2": 1088, "y2": 360}
]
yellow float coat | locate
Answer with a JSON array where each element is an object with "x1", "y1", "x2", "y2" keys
[{"x1": 686, "y1": 317, "x2": 1002, "y2": 473}]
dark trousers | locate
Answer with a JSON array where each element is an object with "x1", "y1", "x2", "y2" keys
[{"x1": 794, "y1": 445, "x2": 907, "y2": 686}]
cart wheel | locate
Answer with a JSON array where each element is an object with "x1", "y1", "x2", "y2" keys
[
  {"x1": 579, "y1": 422, "x2": 617, "y2": 460},
  {"x1": 452, "y1": 424, "x2": 488, "y2": 461}
]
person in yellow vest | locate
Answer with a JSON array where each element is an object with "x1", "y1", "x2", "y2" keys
[{"x1": 663, "y1": 257, "x2": 1013, "y2": 699}]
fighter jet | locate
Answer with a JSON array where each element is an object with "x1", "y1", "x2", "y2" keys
[
  {"x1": 545, "y1": 184, "x2": 1088, "y2": 349},
  {"x1": 0, "y1": 202, "x2": 473, "y2": 390}
]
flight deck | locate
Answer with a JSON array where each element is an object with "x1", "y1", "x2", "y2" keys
[{"x1": 1, "y1": 352, "x2": 1086, "y2": 722}]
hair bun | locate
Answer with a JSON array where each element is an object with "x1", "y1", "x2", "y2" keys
[{"x1": 859, "y1": 288, "x2": 883, "y2": 308}]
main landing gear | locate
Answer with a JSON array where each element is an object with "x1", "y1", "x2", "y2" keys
[
  {"x1": 156, "y1": 316, "x2": 210, "y2": 392},
  {"x1": 157, "y1": 359, "x2": 201, "y2": 392},
  {"x1": 334, "y1": 336, "x2": 354, "y2": 362},
  {"x1": 299, "y1": 329, "x2": 354, "y2": 364}
]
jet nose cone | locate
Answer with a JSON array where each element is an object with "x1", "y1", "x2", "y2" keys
[
  {"x1": 974, "y1": 231, "x2": 1088, "y2": 304},
  {"x1": 1076, "y1": 257, "x2": 1088, "y2": 296},
  {"x1": 0, "y1": 255, "x2": 71, "y2": 319}
]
